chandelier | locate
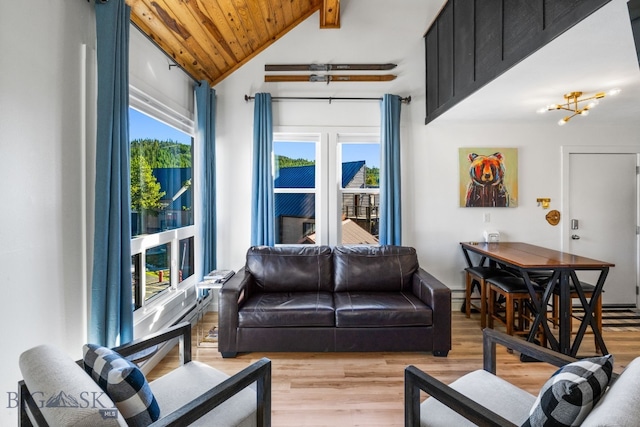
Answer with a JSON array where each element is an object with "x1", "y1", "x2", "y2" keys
[{"x1": 537, "y1": 89, "x2": 621, "y2": 125}]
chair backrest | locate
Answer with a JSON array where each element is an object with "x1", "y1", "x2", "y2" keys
[{"x1": 19, "y1": 344, "x2": 127, "y2": 427}]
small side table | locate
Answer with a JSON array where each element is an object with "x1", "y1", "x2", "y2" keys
[{"x1": 195, "y1": 280, "x2": 224, "y2": 347}]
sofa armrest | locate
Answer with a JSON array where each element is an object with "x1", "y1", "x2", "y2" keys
[
  {"x1": 412, "y1": 268, "x2": 451, "y2": 356},
  {"x1": 404, "y1": 329, "x2": 579, "y2": 427},
  {"x1": 218, "y1": 268, "x2": 254, "y2": 356},
  {"x1": 150, "y1": 358, "x2": 272, "y2": 427}
]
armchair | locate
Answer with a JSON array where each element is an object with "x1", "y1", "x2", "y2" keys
[
  {"x1": 18, "y1": 322, "x2": 271, "y2": 426},
  {"x1": 405, "y1": 328, "x2": 634, "y2": 427}
]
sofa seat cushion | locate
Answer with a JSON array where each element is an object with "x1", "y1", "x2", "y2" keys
[
  {"x1": 420, "y1": 369, "x2": 536, "y2": 427},
  {"x1": 582, "y1": 356, "x2": 640, "y2": 426},
  {"x1": 239, "y1": 292, "x2": 335, "y2": 327},
  {"x1": 150, "y1": 360, "x2": 256, "y2": 427},
  {"x1": 334, "y1": 292, "x2": 432, "y2": 327}
]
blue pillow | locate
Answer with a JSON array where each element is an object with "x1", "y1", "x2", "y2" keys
[
  {"x1": 522, "y1": 354, "x2": 614, "y2": 427},
  {"x1": 83, "y1": 344, "x2": 160, "y2": 426}
]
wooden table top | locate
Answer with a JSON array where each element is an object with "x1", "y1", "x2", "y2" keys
[{"x1": 460, "y1": 241, "x2": 615, "y2": 269}]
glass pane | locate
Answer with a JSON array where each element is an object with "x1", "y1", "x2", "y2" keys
[
  {"x1": 275, "y1": 193, "x2": 316, "y2": 244},
  {"x1": 341, "y1": 143, "x2": 380, "y2": 189},
  {"x1": 274, "y1": 141, "x2": 316, "y2": 188},
  {"x1": 341, "y1": 193, "x2": 379, "y2": 244},
  {"x1": 130, "y1": 108, "x2": 193, "y2": 237},
  {"x1": 178, "y1": 237, "x2": 194, "y2": 283},
  {"x1": 340, "y1": 143, "x2": 380, "y2": 244},
  {"x1": 145, "y1": 243, "x2": 171, "y2": 301},
  {"x1": 274, "y1": 141, "x2": 317, "y2": 244}
]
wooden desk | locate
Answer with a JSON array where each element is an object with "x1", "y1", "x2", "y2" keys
[{"x1": 460, "y1": 242, "x2": 614, "y2": 356}]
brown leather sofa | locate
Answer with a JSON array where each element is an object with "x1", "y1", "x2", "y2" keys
[{"x1": 218, "y1": 245, "x2": 451, "y2": 358}]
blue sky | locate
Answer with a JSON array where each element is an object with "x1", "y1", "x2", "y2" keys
[
  {"x1": 129, "y1": 108, "x2": 192, "y2": 145},
  {"x1": 275, "y1": 141, "x2": 380, "y2": 168}
]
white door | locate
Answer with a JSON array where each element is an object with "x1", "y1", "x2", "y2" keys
[{"x1": 567, "y1": 152, "x2": 638, "y2": 306}]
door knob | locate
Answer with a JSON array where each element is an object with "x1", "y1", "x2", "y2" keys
[{"x1": 571, "y1": 234, "x2": 580, "y2": 240}]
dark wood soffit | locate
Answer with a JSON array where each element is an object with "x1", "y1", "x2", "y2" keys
[
  {"x1": 423, "y1": 0, "x2": 612, "y2": 125},
  {"x1": 127, "y1": 0, "x2": 333, "y2": 86}
]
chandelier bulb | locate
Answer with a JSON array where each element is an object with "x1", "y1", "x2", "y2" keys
[
  {"x1": 558, "y1": 118, "x2": 568, "y2": 126},
  {"x1": 580, "y1": 110, "x2": 589, "y2": 116},
  {"x1": 608, "y1": 88, "x2": 621, "y2": 96}
]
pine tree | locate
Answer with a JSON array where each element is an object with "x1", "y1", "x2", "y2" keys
[{"x1": 131, "y1": 155, "x2": 166, "y2": 213}]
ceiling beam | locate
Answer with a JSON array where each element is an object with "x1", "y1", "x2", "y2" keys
[{"x1": 320, "y1": 0, "x2": 340, "y2": 29}]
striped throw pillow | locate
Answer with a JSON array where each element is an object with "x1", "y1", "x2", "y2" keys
[
  {"x1": 522, "y1": 354, "x2": 614, "y2": 427},
  {"x1": 83, "y1": 344, "x2": 160, "y2": 426}
]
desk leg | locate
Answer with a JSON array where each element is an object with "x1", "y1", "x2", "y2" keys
[
  {"x1": 462, "y1": 247, "x2": 473, "y2": 268},
  {"x1": 570, "y1": 269, "x2": 609, "y2": 356},
  {"x1": 523, "y1": 271, "x2": 558, "y2": 351},
  {"x1": 559, "y1": 271, "x2": 572, "y2": 355}
]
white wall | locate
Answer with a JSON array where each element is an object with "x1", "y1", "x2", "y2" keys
[
  {"x1": 214, "y1": 0, "x2": 640, "y2": 299},
  {"x1": 0, "y1": 0, "x2": 95, "y2": 424},
  {"x1": 214, "y1": 0, "x2": 446, "y2": 269},
  {"x1": 415, "y1": 121, "x2": 640, "y2": 293},
  {"x1": 1, "y1": 0, "x2": 639, "y2": 424}
]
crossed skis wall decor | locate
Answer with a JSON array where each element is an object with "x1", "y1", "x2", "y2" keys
[{"x1": 264, "y1": 63, "x2": 397, "y2": 83}]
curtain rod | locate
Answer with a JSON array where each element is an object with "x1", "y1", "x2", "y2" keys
[{"x1": 244, "y1": 94, "x2": 411, "y2": 104}]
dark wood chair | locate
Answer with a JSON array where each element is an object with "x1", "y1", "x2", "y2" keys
[
  {"x1": 487, "y1": 275, "x2": 546, "y2": 346},
  {"x1": 464, "y1": 267, "x2": 514, "y2": 328}
]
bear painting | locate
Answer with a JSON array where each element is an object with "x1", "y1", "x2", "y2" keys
[{"x1": 459, "y1": 148, "x2": 518, "y2": 207}]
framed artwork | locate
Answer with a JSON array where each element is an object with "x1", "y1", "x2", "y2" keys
[{"x1": 459, "y1": 147, "x2": 518, "y2": 207}]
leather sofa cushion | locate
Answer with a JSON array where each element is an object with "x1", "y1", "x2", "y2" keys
[
  {"x1": 334, "y1": 245, "x2": 419, "y2": 292},
  {"x1": 246, "y1": 245, "x2": 334, "y2": 292},
  {"x1": 334, "y1": 292, "x2": 432, "y2": 327},
  {"x1": 239, "y1": 292, "x2": 336, "y2": 327}
]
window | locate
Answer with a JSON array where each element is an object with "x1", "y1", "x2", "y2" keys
[
  {"x1": 273, "y1": 138, "x2": 318, "y2": 244},
  {"x1": 339, "y1": 141, "x2": 380, "y2": 244},
  {"x1": 273, "y1": 129, "x2": 380, "y2": 246},
  {"x1": 129, "y1": 106, "x2": 196, "y2": 310}
]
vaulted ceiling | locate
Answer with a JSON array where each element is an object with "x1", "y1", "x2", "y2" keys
[{"x1": 126, "y1": 0, "x2": 341, "y2": 86}]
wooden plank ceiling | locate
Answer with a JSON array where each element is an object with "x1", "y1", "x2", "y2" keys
[{"x1": 127, "y1": 0, "x2": 341, "y2": 86}]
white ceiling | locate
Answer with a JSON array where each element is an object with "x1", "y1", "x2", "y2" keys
[{"x1": 435, "y1": 0, "x2": 640, "y2": 125}]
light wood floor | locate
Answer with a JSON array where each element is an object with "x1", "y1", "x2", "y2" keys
[{"x1": 148, "y1": 311, "x2": 640, "y2": 427}]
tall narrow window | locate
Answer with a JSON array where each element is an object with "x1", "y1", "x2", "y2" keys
[
  {"x1": 129, "y1": 107, "x2": 195, "y2": 309},
  {"x1": 273, "y1": 139, "x2": 318, "y2": 244},
  {"x1": 339, "y1": 142, "x2": 380, "y2": 244}
]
